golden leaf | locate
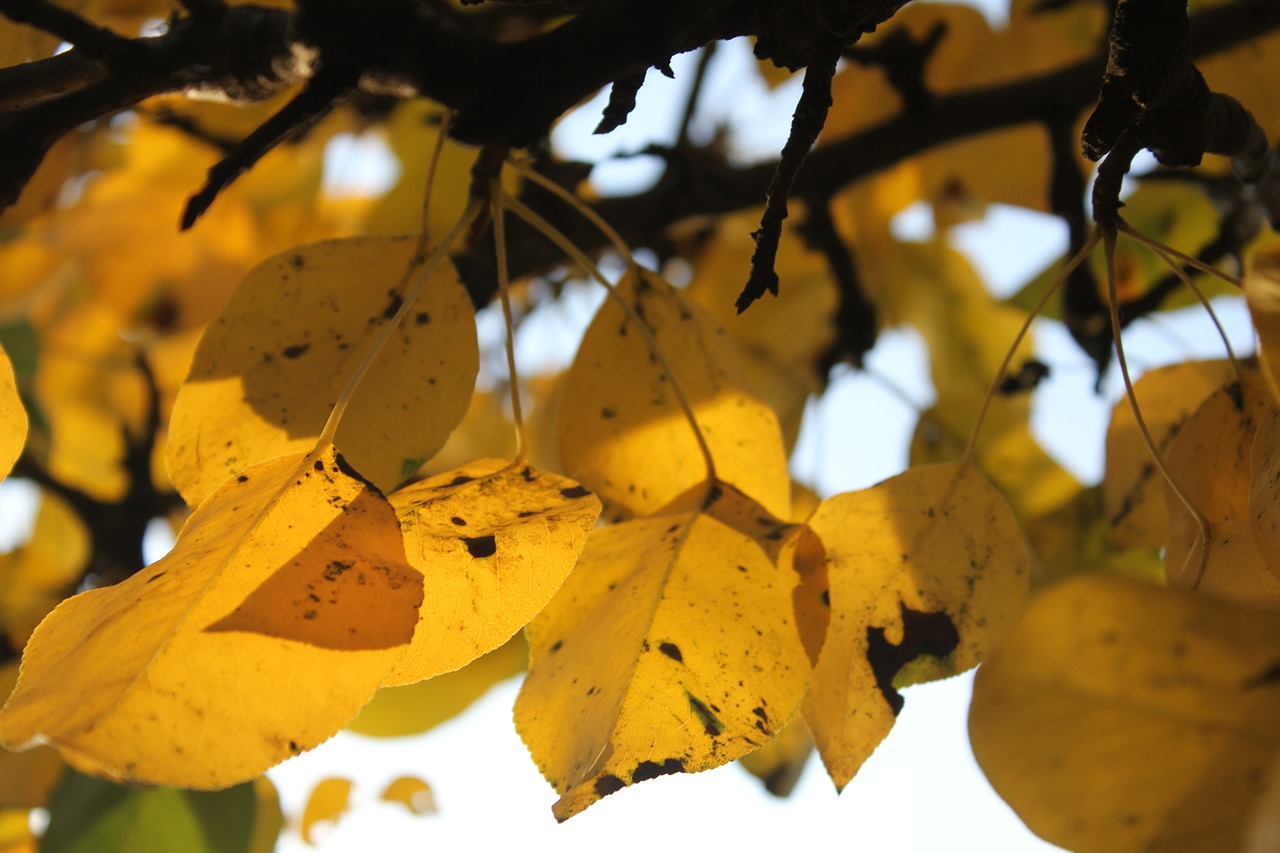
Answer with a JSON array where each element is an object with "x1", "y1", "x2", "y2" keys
[
  {"x1": 1163, "y1": 369, "x2": 1271, "y2": 581},
  {"x1": 0, "y1": 492, "x2": 89, "y2": 649},
  {"x1": 515, "y1": 512, "x2": 812, "y2": 820},
  {"x1": 1249, "y1": 403, "x2": 1280, "y2": 581},
  {"x1": 380, "y1": 776, "x2": 437, "y2": 815},
  {"x1": 0, "y1": 343, "x2": 25, "y2": 481},
  {"x1": 970, "y1": 574, "x2": 1280, "y2": 853},
  {"x1": 0, "y1": 446, "x2": 423, "y2": 788},
  {"x1": 301, "y1": 777, "x2": 352, "y2": 845},
  {"x1": 167, "y1": 236, "x2": 478, "y2": 505},
  {"x1": 559, "y1": 268, "x2": 790, "y2": 520},
  {"x1": 1246, "y1": 246, "x2": 1280, "y2": 401},
  {"x1": 349, "y1": 636, "x2": 526, "y2": 738},
  {"x1": 803, "y1": 462, "x2": 1029, "y2": 790},
  {"x1": 384, "y1": 458, "x2": 600, "y2": 686},
  {"x1": 1105, "y1": 359, "x2": 1237, "y2": 549}
]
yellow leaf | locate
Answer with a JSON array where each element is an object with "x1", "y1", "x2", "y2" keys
[
  {"x1": 1022, "y1": 485, "x2": 1165, "y2": 585},
  {"x1": 0, "y1": 810, "x2": 32, "y2": 853},
  {"x1": 515, "y1": 512, "x2": 813, "y2": 820},
  {"x1": 349, "y1": 635, "x2": 527, "y2": 738},
  {"x1": 0, "y1": 343, "x2": 25, "y2": 481},
  {"x1": 0, "y1": 491, "x2": 90, "y2": 649},
  {"x1": 1105, "y1": 359, "x2": 1237, "y2": 549},
  {"x1": 970, "y1": 574, "x2": 1280, "y2": 853},
  {"x1": 1250, "y1": 403, "x2": 1280, "y2": 581},
  {"x1": 559, "y1": 268, "x2": 790, "y2": 520},
  {"x1": 384, "y1": 459, "x2": 599, "y2": 686},
  {"x1": 0, "y1": 446, "x2": 423, "y2": 788},
  {"x1": 1246, "y1": 247, "x2": 1280, "y2": 401},
  {"x1": 380, "y1": 776, "x2": 437, "y2": 815},
  {"x1": 0, "y1": 664, "x2": 62, "y2": 810},
  {"x1": 1163, "y1": 369, "x2": 1271, "y2": 581},
  {"x1": 301, "y1": 777, "x2": 352, "y2": 845},
  {"x1": 1192, "y1": 520, "x2": 1280, "y2": 609},
  {"x1": 802, "y1": 462, "x2": 1029, "y2": 790},
  {"x1": 737, "y1": 717, "x2": 814, "y2": 798},
  {"x1": 167, "y1": 237, "x2": 478, "y2": 506}
]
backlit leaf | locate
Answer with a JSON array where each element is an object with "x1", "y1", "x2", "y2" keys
[
  {"x1": 40, "y1": 769, "x2": 267, "y2": 853},
  {"x1": 1163, "y1": 369, "x2": 1270, "y2": 581},
  {"x1": 559, "y1": 268, "x2": 790, "y2": 520},
  {"x1": 384, "y1": 458, "x2": 599, "y2": 686},
  {"x1": 0, "y1": 343, "x2": 24, "y2": 481},
  {"x1": 803, "y1": 462, "x2": 1029, "y2": 789},
  {"x1": 349, "y1": 635, "x2": 527, "y2": 738},
  {"x1": 1192, "y1": 519, "x2": 1280, "y2": 609},
  {"x1": 1105, "y1": 359, "x2": 1237, "y2": 549},
  {"x1": 301, "y1": 777, "x2": 352, "y2": 845},
  {"x1": 0, "y1": 664, "x2": 62, "y2": 810},
  {"x1": 167, "y1": 236, "x2": 478, "y2": 506},
  {"x1": 515, "y1": 512, "x2": 812, "y2": 820},
  {"x1": 1249, "y1": 403, "x2": 1280, "y2": 579},
  {"x1": 0, "y1": 446, "x2": 423, "y2": 788},
  {"x1": 0, "y1": 491, "x2": 90, "y2": 649},
  {"x1": 1246, "y1": 247, "x2": 1280, "y2": 401},
  {"x1": 737, "y1": 717, "x2": 814, "y2": 798},
  {"x1": 380, "y1": 776, "x2": 437, "y2": 815},
  {"x1": 970, "y1": 574, "x2": 1280, "y2": 853}
]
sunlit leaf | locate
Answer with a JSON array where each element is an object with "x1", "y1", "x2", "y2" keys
[
  {"x1": 40, "y1": 769, "x2": 265, "y2": 853},
  {"x1": 1105, "y1": 359, "x2": 1237, "y2": 549},
  {"x1": 1021, "y1": 485, "x2": 1164, "y2": 584},
  {"x1": 0, "y1": 446, "x2": 423, "y2": 788},
  {"x1": 515, "y1": 511, "x2": 813, "y2": 820},
  {"x1": 0, "y1": 343, "x2": 25, "y2": 481},
  {"x1": 1191, "y1": 519, "x2": 1280, "y2": 609},
  {"x1": 349, "y1": 635, "x2": 527, "y2": 738},
  {"x1": 380, "y1": 776, "x2": 437, "y2": 815},
  {"x1": 970, "y1": 574, "x2": 1280, "y2": 853},
  {"x1": 301, "y1": 777, "x2": 352, "y2": 845},
  {"x1": 384, "y1": 458, "x2": 599, "y2": 686},
  {"x1": 560, "y1": 268, "x2": 790, "y2": 520},
  {"x1": 802, "y1": 462, "x2": 1029, "y2": 789},
  {"x1": 167, "y1": 236, "x2": 478, "y2": 505},
  {"x1": 0, "y1": 663, "x2": 62, "y2": 810}
]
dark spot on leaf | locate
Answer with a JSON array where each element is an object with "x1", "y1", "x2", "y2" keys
[
  {"x1": 382, "y1": 291, "x2": 404, "y2": 319},
  {"x1": 451, "y1": 516, "x2": 466, "y2": 526},
  {"x1": 289, "y1": 739, "x2": 301, "y2": 752},
  {"x1": 333, "y1": 452, "x2": 379, "y2": 491},
  {"x1": 595, "y1": 775, "x2": 625, "y2": 797},
  {"x1": 601, "y1": 407, "x2": 616, "y2": 418},
  {"x1": 291, "y1": 255, "x2": 304, "y2": 269},
  {"x1": 560, "y1": 485, "x2": 591, "y2": 499},
  {"x1": 1227, "y1": 381, "x2": 1244, "y2": 411},
  {"x1": 865, "y1": 605, "x2": 959, "y2": 716},
  {"x1": 518, "y1": 511, "x2": 537, "y2": 518},
  {"x1": 998, "y1": 359, "x2": 1050, "y2": 395},
  {"x1": 550, "y1": 640, "x2": 563, "y2": 653},
  {"x1": 821, "y1": 589, "x2": 830, "y2": 607},
  {"x1": 324, "y1": 561, "x2": 351, "y2": 580},
  {"x1": 658, "y1": 642, "x2": 683, "y2": 663},
  {"x1": 146, "y1": 572, "x2": 167, "y2": 584},
  {"x1": 522, "y1": 466, "x2": 535, "y2": 482},
  {"x1": 303, "y1": 610, "x2": 317, "y2": 620},
  {"x1": 415, "y1": 312, "x2": 430, "y2": 325},
  {"x1": 464, "y1": 535, "x2": 497, "y2": 558},
  {"x1": 236, "y1": 475, "x2": 249, "y2": 483},
  {"x1": 446, "y1": 475, "x2": 473, "y2": 487},
  {"x1": 314, "y1": 460, "x2": 325, "y2": 472},
  {"x1": 1243, "y1": 660, "x2": 1280, "y2": 689},
  {"x1": 686, "y1": 691, "x2": 725, "y2": 737},
  {"x1": 631, "y1": 758, "x2": 685, "y2": 783},
  {"x1": 283, "y1": 343, "x2": 310, "y2": 359}
]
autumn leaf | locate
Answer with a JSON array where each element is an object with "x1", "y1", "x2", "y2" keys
[
  {"x1": 802, "y1": 462, "x2": 1029, "y2": 790},
  {"x1": 515, "y1": 510, "x2": 814, "y2": 820},
  {"x1": 384, "y1": 458, "x2": 600, "y2": 686},
  {"x1": 167, "y1": 236, "x2": 478, "y2": 505},
  {"x1": 1104, "y1": 359, "x2": 1237, "y2": 549},
  {"x1": 1248, "y1": 403, "x2": 1280, "y2": 582},
  {"x1": 349, "y1": 635, "x2": 527, "y2": 738},
  {"x1": 1162, "y1": 368, "x2": 1271, "y2": 582},
  {"x1": 380, "y1": 776, "x2": 437, "y2": 815},
  {"x1": 0, "y1": 491, "x2": 89, "y2": 649},
  {"x1": 0, "y1": 343, "x2": 27, "y2": 482},
  {"x1": 970, "y1": 574, "x2": 1280, "y2": 853},
  {"x1": 1246, "y1": 246, "x2": 1280, "y2": 400},
  {"x1": 0, "y1": 446, "x2": 423, "y2": 788},
  {"x1": 301, "y1": 777, "x2": 352, "y2": 845},
  {"x1": 559, "y1": 268, "x2": 791, "y2": 520}
]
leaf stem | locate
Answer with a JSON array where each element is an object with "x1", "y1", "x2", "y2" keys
[
  {"x1": 1104, "y1": 227, "x2": 1210, "y2": 588},
  {"x1": 501, "y1": 190, "x2": 718, "y2": 487},
  {"x1": 961, "y1": 231, "x2": 1098, "y2": 470},
  {"x1": 1116, "y1": 218, "x2": 1243, "y2": 289},
  {"x1": 490, "y1": 177, "x2": 528, "y2": 464},
  {"x1": 507, "y1": 157, "x2": 635, "y2": 263}
]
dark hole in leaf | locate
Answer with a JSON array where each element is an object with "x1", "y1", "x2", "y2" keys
[
  {"x1": 865, "y1": 604, "x2": 959, "y2": 715},
  {"x1": 463, "y1": 535, "x2": 497, "y2": 558},
  {"x1": 658, "y1": 642, "x2": 683, "y2": 663},
  {"x1": 631, "y1": 758, "x2": 685, "y2": 783},
  {"x1": 560, "y1": 485, "x2": 591, "y2": 499}
]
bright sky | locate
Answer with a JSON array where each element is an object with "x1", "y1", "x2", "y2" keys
[{"x1": 1, "y1": 0, "x2": 1257, "y2": 849}]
